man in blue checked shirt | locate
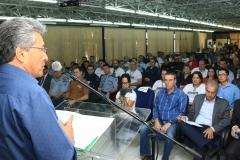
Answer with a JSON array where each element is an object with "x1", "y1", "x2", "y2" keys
[{"x1": 140, "y1": 71, "x2": 188, "y2": 160}]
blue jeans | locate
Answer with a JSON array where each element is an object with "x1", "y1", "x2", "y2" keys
[{"x1": 140, "y1": 121, "x2": 177, "y2": 160}]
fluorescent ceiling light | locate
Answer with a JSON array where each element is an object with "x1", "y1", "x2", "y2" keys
[
  {"x1": 146, "y1": 25, "x2": 158, "y2": 28},
  {"x1": 114, "y1": 22, "x2": 130, "y2": 26},
  {"x1": 105, "y1": 6, "x2": 135, "y2": 13},
  {"x1": 92, "y1": 21, "x2": 113, "y2": 24},
  {"x1": 67, "y1": 19, "x2": 92, "y2": 23},
  {"x1": 136, "y1": 11, "x2": 158, "y2": 17},
  {"x1": 184, "y1": 28, "x2": 193, "y2": 31},
  {"x1": 190, "y1": 20, "x2": 200, "y2": 24},
  {"x1": 176, "y1": 18, "x2": 189, "y2": 22},
  {"x1": 37, "y1": 18, "x2": 66, "y2": 22},
  {"x1": 158, "y1": 26, "x2": 168, "y2": 29},
  {"x1": 80, "y1": 4, "x2": 101, "y2": 8},
  {"x1": 0, "y1": 16, "x2": 15, "y2": 20},
  {"x1": 169, "y1": 27, "x2": 179, "y2": 30},
  {"x1": 28, "y1": 0, "x2": 57, "y2": 3},
  {"x1": 132, "y1": 24, "x2": 146, "y2": 27},
  {"x1": 159, "y1": 15, "x2": 175, "y2": 20}
]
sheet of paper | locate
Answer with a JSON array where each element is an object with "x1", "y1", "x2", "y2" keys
[
  {"x1": 56, "y1": 110, "x2": 114, "y2": 150},
  {"x1": 185, "y1": 120, "x2": 203, "y2": 127},
  {"x1": 138, "y1": 87, "x2": 150, "y2": 93}
]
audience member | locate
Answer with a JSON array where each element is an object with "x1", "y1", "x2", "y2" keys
[
  {"x1": 137, "y1": 55, "x2": 146, "y2": 73},
  {"x1": 232, "y1": 69, "x2": 240, "y2": 88},
  {"x1": 114, "y1": 74, "x2": 137, "y2": 112},
  {"x1": 161, "y1": 57, "x2": 175, "y2": 72},
  {"x1": 37, "y1": 65, "x2": 53, "y2": 93},
  {"x1": 95, "y1": 59, "x2": 105, "y2": 77},
  {"x1": 145, "y1": 55, "x2": 159, "y2": 69},
  {"x1": 212, "y1": 56, "x2": 221, "y2": 70},
  {"x1": 142, "y1": 58, "x2": 160, "y2": 87},
  {"x1": 186, "y1": 55, "x2": 197, "y2": 69},
  {"x1": 157, "y1": 51, "x2": 164, "y2": 67},
  {"x1": 80, "y1": 56, "x2": 87, "y2": 69},
  {"x1": 110, "y1": 59, "x2": 125, "y2": 77},
  {"x1": 48, "y1": 59, "x2": 55, "y2": 76},
  {"x1": 225, "y1": 99, "x2": 240, "y2": 160},
  {"x1": 49, "y1": 61, "x2": 70, "y2": 99},
  {"x1": 123, "y1": 56, "x2": 130, "y2": 71},
  {"x1": 183, "y1": 71, "x2": 205, "y2": 104},
  {"x1": 89, "y1": 56, "x2": 99, "y2": 70},
  {"x1": 217, "y1": 59, "x2": 234, "y2": 82},
  {"x1": 177, "y1": 64, "x2": 192, "y2": 87},
  {"x1": 203, "y1": 54, "x2": 211, "y2": 68},
  {"x1": 227, "y1": 57, "x2": 240, "y2": 79},
  {"x1": 173, "y1": 56, "x2": 185, "y2": 75},
  {"x1": 224, "y1": 53, "x2": 233, "y2": 65},
  {"x1": 181, "y1": 52, "x2": 189, "y2": 63},
  {"x1": 140, "y1": 72, "x2": 187, "y2": 160},
  {"x1": 178, "y1": 80, "x2": 231, "y2": 160},
  {"x1": 202, "y1": 67, "x2": 218, "y2": 84},
  {"x1": 191, "y1": 60, "x2": 208, "y2": 78},
  {"x1": 68, "y1": 62, "x2": 78, "y2": 75},
  {"x1": 84, "y1": 64, "x2": 100, "y2": 90},
  {"x1": 82, "y1": 60, "x2": 89, "y2": 77},
  {"x1": 217, "y1": 68, "x2": 240, "y2": 116},
  {"x1": 152, "y1": 69, "x2": 167, "y2": 95},
  {"x1": 126, "y1": 61, "x2": 142, "y2": 89}
]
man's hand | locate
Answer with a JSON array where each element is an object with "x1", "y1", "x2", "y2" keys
[
  {"x1": 58, "y1": 114, "x2": 75, "y2": 144},
  {"x1": 177, "y1": 116, "x2": 186, "y2": 122},
  {"x1": 203, "y1": 127, "x2": 214, "y2": 139},
  {"x1": 231, "y1": 126, "x2": 239, "y2": 137},
  {"x1": 161, "y1": 123, "x2": 171, "y2": 133},
  {"x1": 66, "y1": 100, "x2": 75, "y2": 107},
  {"x1": 154, "y1": 119, "x2": 161, "y2": 130},
  {"x1": 144, "y1": 78, "x2": 150, "y2": 82},
  {"x1": 106, "y1": 92, "x2": 110, "y2": 98}
]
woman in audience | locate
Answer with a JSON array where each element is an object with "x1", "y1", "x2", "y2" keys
[
  {"x1": 177, "y1": 64, "x2": 192, "y2": 87},
  {"x1": 225, "y1": 99, "x2": 240, "y2": 160},
  {"x1": 183, "y1": 71, "x2": 205, "y2": 104},
  {"x1": 186, "y1": 55, "x2": 197, "y2": 69},
  {"x1": 115, "y1": 74, "x2": 137, "y2": 112},
  {"x1": 212, "y1": 55, "x2": 221, "y2": 70},
  {"x1": 152, "y1": 69, "x2": 167, "y2": 94},
  {"x1": 202, "y1": 67, "x2": 218, "y2": 84},
  {"x1": 203, "y1": 53, "x2": 212, "y2": 68}
]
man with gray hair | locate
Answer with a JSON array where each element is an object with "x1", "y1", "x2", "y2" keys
[
  {"x1": 178, "y1": 80, "x2": 230, "y2": 160},
  {"x1": 0, "y1": 18, "x2": 76, "y2": 159}
]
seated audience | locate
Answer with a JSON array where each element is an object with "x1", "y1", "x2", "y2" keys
[
  {"x1": 152, "y1": 69, "x2": 167, "y2": 95},
  {"x1": 227, "y1": 57, "x2": 240, "y2": 79},
  {"x1": 114, "y1": 74, "x2": 137, "y2": 112},
  {"x1": 181, "y1": 52, "x2": 189, "y2": 63},
  {"x1": 137, "y1": 55, "x2": 146, "y2": 74},
  {"x1": 183, "y1": 71, "x2": 205, "y2": 104},
  {"x1": 225, "y1": 99, "x2": 240, "y2": 160},
  {"x1": 202, "y1": 67, "x2": 218, "y2": 84},
  {"x1": 178, "y1": 80, "x2": 231, "y2": 160},
  {"x1": 173, "y1": 55, "x2": 185, "y2": 75},
  {"x1": 212, "y1": 55, "x2": 221, "y2": 70},
  {"x1": 145, "y1": 55, "x2": 159, "y2": 69},
  {"x1": 89, "y1": 56, "x2": 99, "y2": 70},
  {"x1": 140, "y1": 72, "x2": 187, "y2": 160},
  {"x1": 157, "y1": 51, "x2": 164, "y2": 67},
  {"x1": 177, "y1": 64, "x2": 192, "y2": 87},
  {"x1": 203, "y1": 54, "x2": 212, "y2": 68},
  {"x1": 142, "y1": 58, "x2": 160, "y2": 87},
  {"x1": 126, "y1": 61, "x2": 142, "y2": 89},
  {"x1": 110, "y1": 59, "x2": 125, "y2": 77},
  {"x1": 217, "y1": 68, "x2": 240, "y2": 117},
  {"x1": 186, "y1": 55, "x2": 198, "y2": 69},
  {"x1": 84, "y1": 64, "x2": 100, "y2": 91},
  {"x1": 123, "y1": 56, "x2": 130, "y2": 71},
  {"x1": 217, "y1": 59, "x2": 234, "y2": 83},
  {"x1": 161, "y1": 57, "x2": 175, "y2": 72},
  {"x1": 232, "y1": 68, "x2": 240, "y2": 88},
  {"x1": 37, "y1": 65, "x2": 53, "y2": 93},
  {"x1": 119, "y1": 60, "x2": 127, "y2": 72},
  {"x1": 191, "y1": 60, "x2": 208, "y2": 78},
  {"x1": 95, "y1": 59, "x2": 105, "y2": 77},
  {"x1": 90, "y1": 63, "x2": 118, "y2": 108},
  {"x1": 49, "y1": 61, "x2": 70, "y2": 99},
  {"x1": 82, "y1": 60, "x2": 89, "y2": 77}
]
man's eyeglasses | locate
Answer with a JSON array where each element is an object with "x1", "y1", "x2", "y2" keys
[
  {"x1": 218, "y1": 74, "x2": 227, "y2": 77},
  {"x1": 122, "y1": 82, "x2": 129, "y2": 85},
  {"x1": 30, "y1": 47, "x2": 47, "y2": 53}
]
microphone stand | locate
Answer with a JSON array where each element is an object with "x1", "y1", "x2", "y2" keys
[{"x1": 64, "y1": 69, "x2": 202, "y2": 160}]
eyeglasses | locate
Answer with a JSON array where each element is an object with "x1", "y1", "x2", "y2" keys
[
  {"x1": 122, "y1": 82, "x2": 129, "y2": 85},
  {"x1": 30, "y1": 47, "x2": 47, "y2": 53},
  {"x1": 218, "y1": 74, "x2": 227, "y2": 77}
]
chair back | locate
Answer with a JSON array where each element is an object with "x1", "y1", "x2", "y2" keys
[{"x1": 134, "y1": 88, "x2": 154, "y2": 109}]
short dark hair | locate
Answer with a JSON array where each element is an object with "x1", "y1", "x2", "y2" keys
[
  {"x1": 164, "y1": 71, "x2": 176, "y2": 79},
  {"x1": 121, "y1": 73, "x2": 131, "y2": 83},
  {"x1": 84, "y1": 60, "x2": 89, "y2": 64},
  {"x1": 44, "y1": 65, "x2": 48, "y2": 69},
  {"x1": 98, "y1": 59, "x2": 105, "y2": 63},
  {"x1": 72, "y1": 62, "x2": 78, "y2": 67},
  {"x1": 82, "y1": 56, "x2": 87, "y2": 59},
  {"x1": 87, "y1": 64, "x2": 94, "y2": 69},
  {"x1": 113, "y1": 59, "x2": 119, "y2": 63},
  {"x1": 207, "y1": 67, "x2": 217, "y2": 78},
  {"x1": 218, "y1": 68, "x2": 229, "y2": 75},
  {"x1": 73, "y1": 66, "x2": 82, "y2": 72},
  {"x1": 192, "y1": 71, "x2": 203, "y2": 82},
  {"x1": 90, "y1": 56, "x2": 94, "y2": 59},
  {"x1": 150, "y1": 58, "x2": 156, "y2": 63},
  {"x1": 220, "y1": 59, "x2": 227, "y2": 64},
  {"x1": 103, "y1": 63, "x2": 110, "y2": 68}
]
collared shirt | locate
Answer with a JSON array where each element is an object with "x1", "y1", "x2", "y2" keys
[
  {"x1": 100, "y1": 74, "x2": 118, "y2": 92},
  {"x1": 157, "y1": 57, "x2": 164, "y2": 67},
  {"x1": 84, "y1": 73, "x2": 100, "y2": 90},
  {"x1": 153, "y1": 87, "x2": 187, "y2": 124},
  {"x1": 152, "y1": 80, "x2": 166, "y2": 94},
  {"x1": 126, "y1": 69, "x2": 142, "y2": 89},
  {"x1": 191, "y1": 67, "x2": 208, "y2": 78},
  {"x1": 50, "y1": 74, "x2": 70, "y2": 97},
  {"x1": 216, "y1": 69, "x2": 234, "y2": 83},
  {"x1": 110, "y1": 67, "x2": 125, "y2": 77},
  {"x1": 195, "y1": 97, "x2": 215, "y2": 127},
  {"x1": 95, "y1": 67, "x2": 104, "y2": 77},
  {"x1": 91, "y1": 61, "x2": 100, "y2": 70},
  {"x1": 145, "y1": 62, "x2": 159, "y2": 69},
  {"x1": 67, "y1": 79, "x2": 89, "y2": 100},
  {"x1": 0, "y1": 64, "x2": 76, "y2": 160},
  {"x1": 137, "y1": 62, "x2": 145, "y2": 73},
  {"x1": 217, "y1": 82, "x2": 240, "y2": 109},
  {"x1": 124, "y1": 62, "x2": 130, "y2": 72},
  {"x1": 183, "y1": 83, "x2": 206, "y2": 103}
]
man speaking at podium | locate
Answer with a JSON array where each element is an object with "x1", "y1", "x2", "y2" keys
[{"x1": 0, "y1": 18, "x2": 76, "y2": 159}]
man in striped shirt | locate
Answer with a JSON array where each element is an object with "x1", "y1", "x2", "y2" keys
[{"x1": 140, "y1": 71, "x2": 188, "y2": 160}]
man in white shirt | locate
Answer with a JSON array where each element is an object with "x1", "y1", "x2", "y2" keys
[
  {"x1": 126, "y1": 61, "x2": 142, "y2": 89},
  {"x1": 110, "y1": 59, "x2": 125, "y2": 77},
  {"x1": 182, "y1": 52, "x2": 189, "y2": 63},
  {"x1": 191, "y1": 60, "x2": 208, "y2": 78},
  {"x1": 95, "y1": 59, "x2": 105, "y2": 77},
  {"x1": 157, "y1": 51, "x2": 164, "y2": 67}
]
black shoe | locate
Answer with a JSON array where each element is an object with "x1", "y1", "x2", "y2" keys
[{"x1": 206, "y1": 143, "x2": 219, "y2": 157}]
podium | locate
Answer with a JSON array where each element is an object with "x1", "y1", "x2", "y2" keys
[{"x1": 55, "y1": 101, "x2": 151, "y2": 160}]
